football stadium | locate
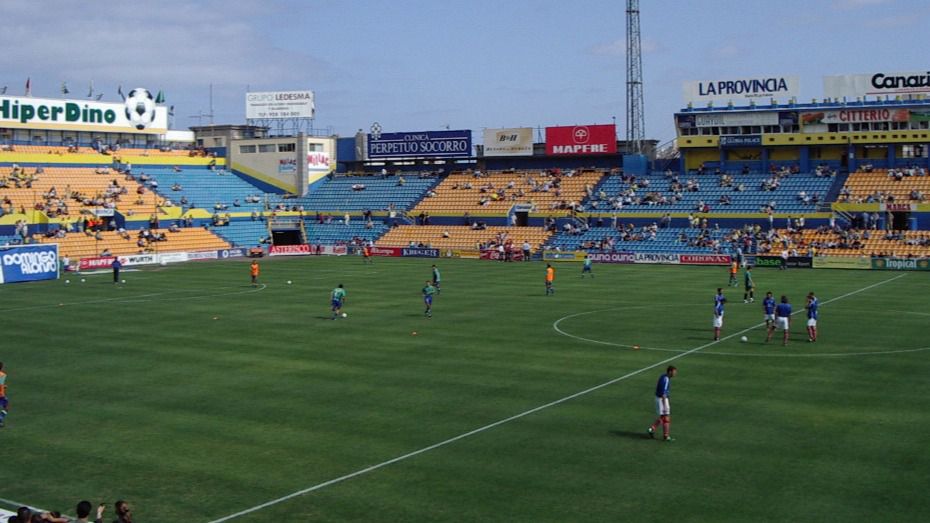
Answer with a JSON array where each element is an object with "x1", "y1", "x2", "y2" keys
[{"x1": 2, "y1": 2, "x2": 929, "y2": 522}]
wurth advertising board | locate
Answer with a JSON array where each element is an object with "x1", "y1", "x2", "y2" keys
[{"x1": 545, "y1": 125, "x2": 617, "y2": 156}]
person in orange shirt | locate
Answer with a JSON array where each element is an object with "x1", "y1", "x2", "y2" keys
[
  {"x1": 250, "y1": 260, "x2": 260, "y2": 286},
  {"x1": 0, "y1": 362, "x2": 8, "y2": 427},
  {"x1": 728, "y1": 260, "x2": 739, "y2": 287},
  {"x1": 545, "y1": 263, "x2": 555, "y2": 296},
  {"x1": 362, "y1": 243, "x2": 373, "y2": 264}
]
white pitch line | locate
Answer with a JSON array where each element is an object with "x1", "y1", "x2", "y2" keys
[{"x1": 206, "y1": 273, "x2": 907, "y2": 523}]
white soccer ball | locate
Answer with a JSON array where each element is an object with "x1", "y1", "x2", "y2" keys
[
  {"x1": 121, "y1": 279, "x2": 126, "y2": 284},
  {"x1": 65, "y1": 279, "x2": 70, "y2": 284},
  {"x1": 740, "y1": 336, "x2": 748, "y2": 343},
  {"x1": 124, "y1": 88, "x2": 157, "y2": 130},
  {"x1": 160, "y1": 260, "x2": 167, "y2": 267},
  {"x1": 341, "y1": 312, "x2": 348, "y2": 318},
  {"x1": 287, "y1": 280, "x2": 292, "y2": 285},
  {"x1": 80, "y1": 278, "x2": 86, "y2": 283}
]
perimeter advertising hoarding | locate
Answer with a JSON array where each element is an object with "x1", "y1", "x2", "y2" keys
[
  {"x1": 683, "y1": 76, "x2": 799, "y2": 103},
  {"x1": 680, "y1": 254, "x2": 732, "y2": 265},
  {"x1": 367, "y1": 130, "x2": 472, "y2": 159},
  {"x1": 589, "y1": 252, "x2": 635, "y2": 264},
  {"x1": 812, "y1": 257, "x2": 872, "y2": 270},
  {"x1": 1, "y1": 244, "x2": 58, "y2": 283},
  {"x1": 246, "y1": 91, "x2": 315, "y2": 119},
  {"x1": 482, "y1": 127, "x2": 533, "y2": 157},
  {"x1": 824, "y1": 72, "x2": 930, "y2": 99},
  {"x1": 0, "y1": 94, "x2": 168, "y2": 133},
  {"x1": 871, "y1": 257, "x2": 930, "y2": 271},
  {"x1": 269, "y1": 244, "x2": 312, "y2": 256},
  {"x1": 545, "y1": 125, "x2": 617, "y2": 156}
]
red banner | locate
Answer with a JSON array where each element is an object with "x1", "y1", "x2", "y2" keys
[
  {"x1": 370, "y1": 246, "x2": 402, "y2": 257},
  {"x1": 79, "y1": 256, "x2": 115, "y2": 270},
  {"x1": 269, "y1": 244, "x2": 311, "y2": 256},
  {"x1": 479, "y1": 249, "x2": 524, "y2": 261},
  {"x1": 545, "y1": 124, "x2": 617, "y2": 156},
  {"x1": 680, "y1": 254, "x2": 731, "y2": 265}
]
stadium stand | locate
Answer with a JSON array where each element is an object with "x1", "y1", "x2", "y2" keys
[
  {"x1": 142, "y1": 167, "x2": 266, "y2": 211},
  {"x1": 412, "y1": 169, "x2": 605, "y2": 214},
  {"x1": 582, "y1": 170, "x2": 836, "y2": 214},
  {"x1": 546, "y1": 225, "x2": 740, "y2": 254},
  {"x1": 760, "y1": 228, "x2": 930, "y2": 258},
  {"x1": 36, "y1": 228, "x2": 230, "y2": 259},
  {"x1": 266, "y1": 175, "x2": 439, "y2": 212},
  {"x1": 376, "y1": 225, "x2": 552, "y2": 251},
  {"x1": 838, "y1": 168, "x2": 929, "y2": 203},
  {"x1": 305, "y1": 219, "x2": 388, "y2": 245},
  {"x1": 0, "y1": 166, "x2": 165, "y2": 216}
]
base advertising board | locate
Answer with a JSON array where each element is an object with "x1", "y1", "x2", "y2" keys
[
  {"x1": 1, "y1": 244, "x2": 59, "y2": 284},
  {"x1": 754, "y1": 255, "x2": 812, "y2": 269},
  {"x1": 634, "y1": 252, "x2": 680, "y2": 265},
  {"x1": 543, "y1": 251, "x2": 587, "y2": 262},
  {"x1": 402, "y1": 248, "x2": 439, "y2": 258},
  {"x1": 269, "y1": 244, "x2": 312, "y2": 256},
  {"x1": 871, "y1": 257, "x2": 930, "y2": 271},
  {"x1": 589, "y1": 252, "x2": 635, "y2": 264},
  {"x1": 680, "y1": 254, "x2": 731, "y2": 265},
  {"x1": 812, "y1": 257, "x2": 872, "y2": 270},
  {"x1": 754, "y1": 256, "x2": 784, "y2": 268}
]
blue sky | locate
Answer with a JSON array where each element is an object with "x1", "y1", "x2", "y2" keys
[{"x1": 0, "y1": 0, "x2": 926, "y2": 142}]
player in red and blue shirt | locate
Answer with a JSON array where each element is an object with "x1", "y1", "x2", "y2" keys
[
  {"x1": 713, "y1": 288, "x2": 726, "y2": 341},
  {"x1": 648, "y1": 366, "x2": 678, "y2": 442},
  {"x1": 806, "y1": 292, "x2": 819, "y2": 343}
]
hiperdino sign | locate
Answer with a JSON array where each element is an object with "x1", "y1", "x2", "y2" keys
[{"x1": 0, "y1": 95, "x2": 167, "y2": 133}]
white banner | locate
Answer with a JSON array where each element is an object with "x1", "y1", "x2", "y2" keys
[
  {"x1": 246, "y1": 91, "x2": 315, "y2": 119},
  {"x1": 0, "y1": 93, "x2": 167, "y2": 133},
  {"x1": 684, "y1": 76, "x2": 799, "y2": 103},
  {"x1": 824, "y1": 72, "x2": 930, "y2": 99},
  {"x1": 482, "y1": 127, "x2": 533, "y2": 156},
  {"x1": 307, "y1": 151, "x2": 331, "y2": 172},
  {"x1": 694, "y1": 112, "x2": 779, "y2": 127},
  {"x1": 117, "y1": 253, "x2": 157, "y2": 266}
]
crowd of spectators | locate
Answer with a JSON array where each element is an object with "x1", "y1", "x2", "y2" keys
[{"x1": 5, "y1": 499, "x2": 134, "y2": 523}]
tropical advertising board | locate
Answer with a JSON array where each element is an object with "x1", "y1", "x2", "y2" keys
[
  {"x1": 1, "y1": 244, "x2": 58, "y2": 284},
  {"x1": 482, "y1": 127, "x2": 533, "y2": 157},
  {"x1": 367, "y1": 130, "x2": 472, "y2": 159},
  {"x1": 545, "y1": 125, "x2": 617, "y2": 155}
]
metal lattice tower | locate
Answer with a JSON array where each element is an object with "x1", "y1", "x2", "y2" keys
[{"x1": 626, "y1": 0, "x2": 645, "y2": 154}]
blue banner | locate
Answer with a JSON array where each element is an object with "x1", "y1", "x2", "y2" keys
[
  {"x1": 401, "y1": 248, "x2": 439, "y2": 258},
  {"x1": 368, "y1": 130, "x2": 472, "y2": 158},
  {"x1": 719, "y1": 135, "x2": 762, "y2": 147},
  {"x1": 0, "y1": 244, "x2": 59, "y2": 284}
]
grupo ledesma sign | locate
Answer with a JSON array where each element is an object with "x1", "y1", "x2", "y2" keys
[{"x1": 246, "y1": 91, "x2": 315, "y2": 119}]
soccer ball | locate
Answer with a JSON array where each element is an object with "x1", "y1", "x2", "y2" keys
[
  {"x1": 80, "y1": 278, "x2": 86, "y2": 283},
  {"x1": 341, "y1": 313, "x2": 348, "y2": 318},
  {"x1": 121, "y1": 279, "x2": 126, "y2": 284},
  {"x1": 124, "y1": 88, "x2": 157, "y2": 130},
  {"x1": 287, "y1": 280, "x2": 292, "y2": 285},
  {"x1": 160, "y1": 260, "x2": 167, "y2": 267},
  {"x1": 740, "y1": 336, "x2": 748, "y2": 343},
  {"x1": 64, "y1": 279, "x2": 70, "y2": 284}
]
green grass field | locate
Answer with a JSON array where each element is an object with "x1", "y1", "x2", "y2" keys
[{"x1": 1, "y1": 257, "x2": 928, "y2": 521}]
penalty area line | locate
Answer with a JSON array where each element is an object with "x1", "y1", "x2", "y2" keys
[{"x1": 205, "y1": 273, "x2": 907, "y2": 523}]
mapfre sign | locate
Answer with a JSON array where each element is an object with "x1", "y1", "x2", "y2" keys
[
  {"x1": 246, "y1": 91, "x2": 315, "y2": 119},
  {"x1": 545, "y1": 124, "x2": 616, "y2": 156}
]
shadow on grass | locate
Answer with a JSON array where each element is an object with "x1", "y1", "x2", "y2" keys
[{"x1": 609, "y1": 429, "x2": 652, "y2": 440}]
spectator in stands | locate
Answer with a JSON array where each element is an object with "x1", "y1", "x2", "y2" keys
[{"x1": 171, "y1": 183, "x2": 182, "y2": 191}]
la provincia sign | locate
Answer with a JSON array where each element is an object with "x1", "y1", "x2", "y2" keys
[
  {"x1": 0, "y1": 95, "x2": 167, "y2": 133},
  {"x1": 683, "y1": 76, "x2": 799, "y2": 103}
]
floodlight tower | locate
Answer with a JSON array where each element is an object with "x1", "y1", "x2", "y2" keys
[{"x1": 626, "y1": 0, "x2": 645, "y2": 155}]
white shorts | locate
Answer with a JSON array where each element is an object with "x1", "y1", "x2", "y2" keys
[
  {"x1": 764, "y1": 313, "x2": 775, "y2": 322},
  {"x1": 713, "y1": 314, "x2": 723, "y2": 328},
  {"x1": 776, "y1": 317, "x2": 790, "y2": 330},
  {"x1": 655, "y1": 397, "x2": 670, "y2": 416},
  {"x1": 807, "y1": 318, "x2": 817, "y2": 327}
]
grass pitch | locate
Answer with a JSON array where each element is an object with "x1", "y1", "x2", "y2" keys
[{"x1": 1, "y1": 257, "x2": 928, "y2": 521}]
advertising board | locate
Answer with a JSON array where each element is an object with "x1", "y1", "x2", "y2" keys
[
  {"x1": 1, "y1": 244, "x2": 58, "y2": 283},
  {"x1": 367, "y1": 130, "x2": 472, "y2": 159},
  {"x1": 812, "y1": 257, "x2": 872, "y2": 270},
  {"x1": 719, "y1": 135, "x2": 762, "y2": 147},
  {"x1": 402, "y1": 248, "x2": 440, "y2": 258},
  {"x1": 482, "y1": 127, "x2": 533, "y2": 157},
  {"x1": 824, "y1": 72, "x2": 930, "y2": 99},
  {"x1": 545, "y1": 125, "x2": 617, "y2": 155},
  {"x1": 633, "y1": 252, "x2": 680, "y2": 264},
  {"x1": 680, "y1": 254, "x2": 732, "y2": 265},
  {"x1": 117, "y1": 253, "x2": 157, "y2": 266},
  {"x1": 589, "y1": 252, "x2": 635, "y2": 264},
  {"x1": 543, "y1": 251, "x2": 587, "y2": 262},
  {"x1": 683, "y1": 76, "x2": 799, "y2": 103},
  {"x1": 269, "y1": 244, "x2": 312, "y2": 256},
  {"x1": 246, "y1": 90, "x2": 315, "y2": 119},
  {"x1": 371, "y1": 246, "x2": 402, "y2": 257},
  {"x1": 871, "y1": 257, "x2": 930, "y2": 271},
  {"x1": 0, "y1": 93, "x2": 168, "y2": 133},
  {"x1": 218, "y1": 248, "x2": 248, "y2": 259},
  {"x1": 78, "y1": 256, "x2": 115, "y2": 270}
]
